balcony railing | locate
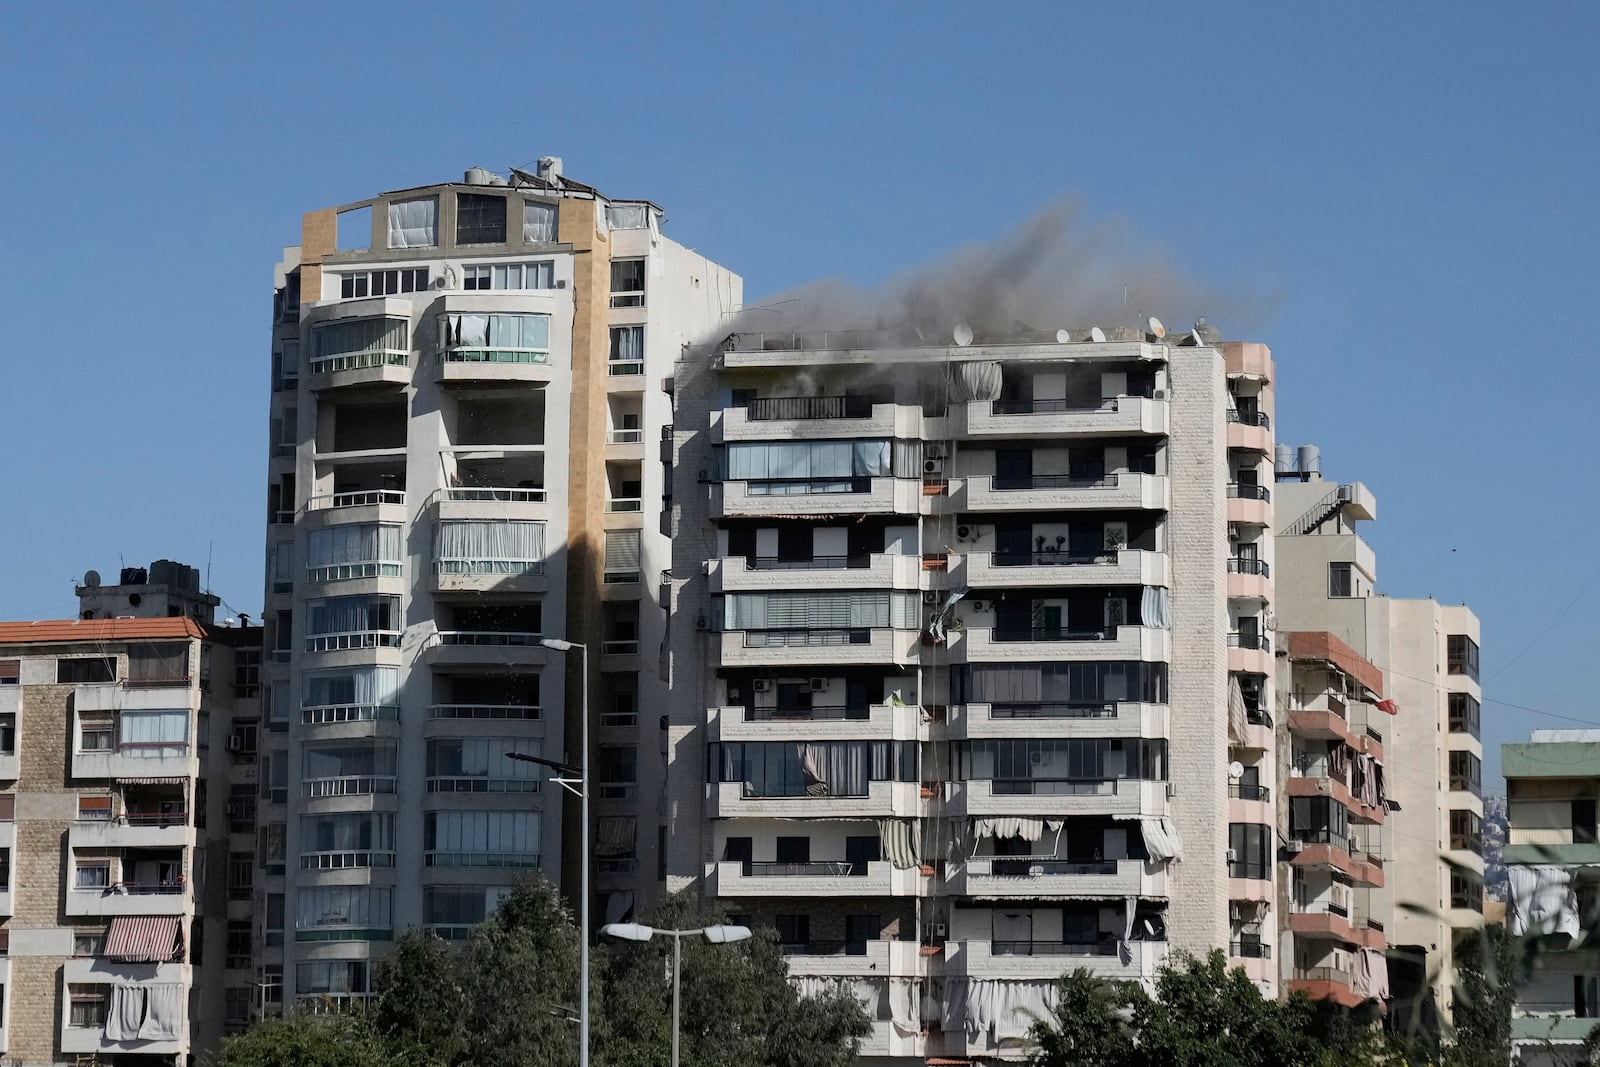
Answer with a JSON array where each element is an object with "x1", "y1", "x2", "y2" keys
[
  {"x1": 1226, "y1": 558, "x2": 1271, "y2": 577},
  {"x1": 992, "y1": 397, "x2": 1118, "y2": 415},
  {"x1": 309, "y1": 349, "x2": 408, "y2": 374},
  {"x1": 745, "y1": 861, "x2": 856, "y2": 877},
  {"x1": 606, "y1": 429, "x2": 644, "y2": 444},
  {"x1": 433, "y1": 486, "x2": 548, "y2": 504},
  {"x1": 300, "y1": 851, "x2": 396, "y2": 870},
  {"x1": 987, "y1": 702, "x2": 1116, "y2": 719},
  {"x1": 1227, "y1": 483, "x2": 1272, "y2": 502},
  {"x1": 434, "y1": 560, "x2": 545, "y2": 576},
  {"x1": 744, "y1": 477, "x2": 873, "y2": 496},
  {"x1": 743, "y1": 705, "x2": 871, "y2": 722},
  {"x1": 301, "y1": 704, "x2": 401, "y2": 726},
  {"x1": 1228, "y1": 632, "x2": 1272, "y2": 653},
  {"x1": 1229, "y1": 940, "x2": 1272, "y2": 958},
  {"x1": 303, "y1": 776, "x2": 398, "y2": 798},
  {"x1": 745, "y1": 396, "x2": 874, "y2": 421},
  {"x1": 305, "y1": 631, "x2": 401, "y2": 653},
  {"x1": 433, "y1": 631, "x2": 544, "y2": 647},
  {"x1": 1226, "y1": 410, "x2": 1271, "y2": 429},
  {"x1": 1292, "y1": 966, "x2": 1352, "y2": 986},
  {"x1": 443, "y1": 345, "x2": 549, "y2": 364},
  {"x1": 1229, "y1": 783, "x2": 1271, "y2": 801},
  {"x1": 606, "y1": 498, "x2": 642, "y2": 513},
  {"x1": 602, "y1": 640, "x2": 641, "y2": 655},
  {"x1": 428, "y1": 704, "x2": 540, "y2": 720},
  {"x1": 741, "y1": 628, "x2": 872, "y2": 648},
  {"x1": 427, "y1": 776, "x2": 538, "y2": 794},
  {"x1": 112, "y1": 878, "x2": 186, "y2": 895},
  {"x1": 994, "y1": 551, "x2": 1115, "y2": 567},
  {"x1": 306, "y1": 490, "x2": 406, "y2": 510},
  {"x1": 987, "y1": 778, "x2": 1119, "y2": 796},
  {"x1": 991, "y1": 940, "x2": 1122, "y2": 957},
  {"x1": 989, "y1": 858, "x2": 1116, "y2": 876},
  {"x1": 119, "y1": 810, "x2": 189, "y2": 827},
  {"x1": 993, "y1": 474, "x2": 1114, "y2": 491},
  {"x1": 747, "y1": 555, "x2": 870, "y2": 571},
  {"x1": 993, "y1": 628, "x2": 1116, "y2": 643},
  {"x1": 307, "y1": 562, "x2": 402, "y2": 583},
  {"x1": 608, "y1": 359, "x2": 645, "y2": 376},
  {"x1": 424, "y1": 851, "x2": 541, "y2": 868},
  {"x1": 1450, "y1": 833, "x2": 1484, "y2": 855}
]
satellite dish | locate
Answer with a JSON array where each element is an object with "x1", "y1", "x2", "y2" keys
[
  {"x1": 952, "y1": 322, "x2": 974, "y2": 347},
  {"x1": 1228, "y1": 760, "x2": 1245, "y2": 781},
  {"x1": 1147, "y1": 316, "x2": 1166, "y2": 338},
  {"x1": 83, "y1": 570, "x2": 101, "y2": 588},
  {"x1": 1189, "y1": 330, "x2": 1205, "y2": 346},
  {"x1": 1089, "y1": 327, "x2": 1107, "y2": 343},
  {"x1": 1055, "y1": 329, "x2": 1071, "y2": 344}
]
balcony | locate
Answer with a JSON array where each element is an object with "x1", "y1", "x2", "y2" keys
[
  {"x1": 1288, "y1": 834, "x2": 1384, "y2": 888},
  {"x1": 958, "y1": 395, "x2": 1168, "y2": 439},
  {"x1": 437, "y1": 345, "x2": 555, "y2": 385},
  {"x1": 705, "y1": 779, "x2": 919, "y2": 819},
  {"x1": 950, "y1": 549, "x2": 1169, "y2": 591},
  {"x1": 1227, "y1": 938, "x2": 1274, "y2": 983},
  {"x1": 1226, "y1": 483, "x2": 1272, "y2": 528},
  {"x1": 945, "y1": 938, "x2": 1165, "y2": 981},
  {"x1": 715, "y1": 399, "x2": 923, "y2": 443},
  {"x1": 432, "y1": 559, "x2": 547, "y2": 595},
  {"x1": 73, "y1": 741, "x2": 194, "y2": 782},
  {"x1": 947, "y1": 625, "x2": 1170, "y2": 665},
  {"x1": 1225, "y1": 557, "x2": 1271, "y2": 602},
  {"x1": 942, "y1": 701, "x2": 1167, "y2": 742},
  {"x1": 70, "y1": 813, "x2": 191, "y2": 851},
  {"x1": 780, "y1": 938, "x2": 923, "y2": 979},
  {"x1": 424, "y1": 632, "x2": 548, "y2": 670},
  {"x1": 946, "y1": 857, "x2": 1166, "y2": 898},
  {"x1": 1288, "y1": 905, "x2": 1387, "y2": 950},
  {"x1": 706, "y1": 553, "x2": 923, "y2": 594},
  {"x1": 60, "y1": 959, "x2": 190, "y2": 1056},
  {"x1": 943, "y1": 778, "x2": 1167, "y2": 820},
  {"x1": 66, "y1": 878, "x2": 189, "y2": 918},
  {"x1": 1228, "y1": 781, "x2": 1274, "y2": 824},
  {"x1": 712, "y1": 477, "x2": 925, "y2": 519},
  {"x1": 717, "y1": 628, "x2": 923, "y2": 669},
  {"x1": 429, "y1": 486, "x2": 549, "y2": 525},
  {"x1": 305, "y1": 309, "x2": 412, "y2": 393},
  {"x1": 0, "y1": 687, "x2": 18, "y2": 780},
  {"x1": 707, "y1": 702, "x2": 923, "y2": 743},
  {"x1": 712, "y1": 860, "x2": 923, "y2": 897},
  {"x1": 1289, "y1": 966, "x2": 1361, "y2": 1008},
  {"x1": 1227, "y1": 631, "x2": 1273, "y2": 675},
  {"x1": 953, "y1": 472, "x2": 1169, "y2": 513},
  {"x1": 1225, "y1": 409, "x2": 1273, "y2": 453},
  {"x1": 303, "y1": 775, "x2": 398, "y2": 799},
  {"x1": 305, "y1": 630, "x2": 402, "y2": 655}
]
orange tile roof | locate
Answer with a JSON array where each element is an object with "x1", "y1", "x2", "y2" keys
[{"x1": 0, "y1": 618, "x2": 205, "y2": 646}]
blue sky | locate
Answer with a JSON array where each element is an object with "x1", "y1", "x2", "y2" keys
[{"x1": 2, "y1": 3, "x2": 1596, "y2": 783}]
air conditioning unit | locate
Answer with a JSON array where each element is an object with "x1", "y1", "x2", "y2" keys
[
  {"x1": 970, "y1": 600, "x2": 988, "y2": 612},
  {"x1": 1152, "y1": 387, "x2": 1168, "y2": 400},
  {"x1": 695, "y1": 616, "x2": 709, "y2": 631},
  {"x1": 753, "y1": 679, "x2": 771, "y2": 693},
  {"x1": 1226, "y1": 848, "x2": 1238, "y2": 863},
  {"x1": 955, "y1": 524, "x2": 977, "y2": 542},
  {"x1": 226, "y1": 735, "x2": 245, "y2": 753},
  {"x1": 1166, "y1": 783, "x2": 1178, "y2": 798},
  {"x1": 1028, "y1": 864, "x2": 1045, "y2": 878},
  {"x1": 923, "y1": 591, "x2": 940, "y2": 606},
  {"x1": 1286, "y1": 839, "x2": 1305, "y2": 854},
  {"x1": 923, "y1": 459, "x2": 944, "y2": 476},
  {"x1": 224, "y1": 801, "x2": 241, "y2": 818},
  {"x1": 809, "y1": 678, "x2": 826, "y2": 692}
]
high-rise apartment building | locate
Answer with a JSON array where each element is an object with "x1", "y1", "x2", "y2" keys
[
  {"x1": 663, "y1": 326, "x2": 1281, "y2": 1061},
  {"x1": 1272, "y1": 455, "x2": 1484, "y2": 1029},
  {"x1": 0, "y1": 561, "x2": 262, "y2": 1064},
  {"x1": 264, "y1": 162, "x2": 740, "y2": 1008}
]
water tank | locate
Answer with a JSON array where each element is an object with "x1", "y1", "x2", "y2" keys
[
  {"x1": 463, "y1": 167, "x2": 497, "y2": 186},
  {"x1": 1297, "y1": 444, "x2": 1322, "y2": 479},
  {"x1": 1274, "y1": 445, "x2": 1295, "y2": 475},
  {"x1": 537, "y1": 156, "x2": 563, "y2": 182}
]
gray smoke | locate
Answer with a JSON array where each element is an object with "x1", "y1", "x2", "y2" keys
[{"x1": 725, "y1": 197, "x2": 1275, "y2": 346}]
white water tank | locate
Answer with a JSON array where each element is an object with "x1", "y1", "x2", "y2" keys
[
  {"x1": 1274, "y1": 445, "x2": 1295, "y2": 475},
  {"x1": 1297, "y1": 444, "x2": 1321, "y2": 479},
  {"x1": 537, "y1": 156, "x2": 563, "y2": 182},
  {"x1": 464, "y1": 167, "x2": 497, "y2": 186}
]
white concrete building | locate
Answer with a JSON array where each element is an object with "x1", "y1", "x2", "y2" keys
[
  {"x1": 664, "y1": 326, "x2": 1280, "y2": 1062},
  {"x1": 263, "y1": 161, "x2": 740, "y2": 1009}
]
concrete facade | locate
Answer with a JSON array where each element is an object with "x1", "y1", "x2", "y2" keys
[{"x1": 262, "y1": 163, "x2": 741, "y2": 1010}]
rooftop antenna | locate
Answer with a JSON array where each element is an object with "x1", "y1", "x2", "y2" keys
[{"x1": 206, "y1": 540, "x2": 213, "y2": 595}]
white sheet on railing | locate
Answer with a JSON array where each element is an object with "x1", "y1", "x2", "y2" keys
[
  {"x1": 942, "y1": 978, "x2": 1059, "y2": 1043},
  {"x1": 1508, "y1": 864, "x2": 1580, "y2": 937},
  {"x1": 1141, "y1": 817, "x2": 1184, "y2": 862},
  {"x1": 876, "y1": 818, "x2": 921, "y2": 869},
  {"x1": 1352, "y1": 947, "x2": 1390, "y2": 1001},
  {"x1": 1228, "y1": 675, "x2": 1248, "y2": 743}
]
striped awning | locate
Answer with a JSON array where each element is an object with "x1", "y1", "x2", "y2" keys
[
  {"x1": 116, "y1": 777, "x2": 188, "y2": 785},
  {"x1": 594, "y1": 816, "x2": 636, "y2": 857},
  {"x1": 104, "y1": 916, "x2": 182, "y2": 963}
]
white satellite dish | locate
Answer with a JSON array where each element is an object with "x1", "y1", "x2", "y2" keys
[
  {"x1": 1228, "y1": 760, "x2": 1245, "y2": 781},
  {"x1": 1147, "y1": 316, "x2": 1166, "y2": 339},
  {"x1": 1089, "y1": 326, "x2": 1107, "y2": 343},
  {"x1": 952, "y1": 322, "x2": 974, "y2": 347},
  {"x1": 83, "y1": 570, "x2": 101, "y2": 588},
  {"x1": 1055, "y1": 329, "x2": 1071, "y2": 344}
]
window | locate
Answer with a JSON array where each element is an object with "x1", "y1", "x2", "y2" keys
[
  {"x1": 228, "y1": 852, "x2": 253, "y2": 899},
  {"x1": 305, "y1": 596, "x2": 402, "y2": 651},
  {"x1": 339, "y1": 267, "x2": 429, "y2": 299},
  {"x1": 709, "y1": 740, "x2": 920, "y2": 797},
  {"x1": 439, "y1": 312, "x2": 551, "y2": 363},
  {"x1": 606, "y1": 203, "x2": 650, "y2": 230},
  {"x1": 424, "y1": 811, "x2": 540, "y2": 867},
  {"x1": 118, "y1": 709, "x2": 190, "y2": 749},
  {"x1": 598, "y1": 746, "x2": 638, "y2": 799},
  {"x1": 1451, "y1": 870, "x2": 1484, "y2": 912},
  {"x1": 335, "y1": 206, "x2": 371, "y2": 251},
  {"x1": 296, "y1": 886, "x2": 393, "y2": 939},
  {"x1": 604, "y1": 530, "x2": 642, "y2": 585},
  {"x1": 387, "y1": 197, "x2": 437, "y2": 249},
  {"x1": 228, "y1": 784, "x2": 256, "y2": 831},
  {"x1": 301, "y1": 812, "x2": 396, "y2": 867},
  {"x1": 426, "y1": 738, "x2": 541, "y2": 792},
  {"x1": 658, "y1": 824, "x2": 668, "y2": 882},
  {"x1": 609, "y1": 326, "x2": 644, "y2": 374},
  {"x1": 262, "y1": 964, "x2": 283, "y2": 1005},
  {"x1": 1448, "y1": 693, "x2": 1480, "y2": 737},
  {"x1": 69, "y1": 984, "x2": 108, "y2": 1028},
  {"x1": 277, "y1": 341, "x2": 300, "y2": 386},
  {"x1": 302, "y1": 743, "x2": 399, "y2": 796},
  {"x1": 456, "y1": 193, "x2": 507, "y2": 244},
  {"x1": 79, "y1": 712, "x2": 113, "y2": 752},
  {"x1": 306, "y1": 524, "x2": 403, "y2": 582},
  {"x1": 1228, "y1": 823, "x2": 1272, "y2": 879},
  {"x1": 58, "y1": 657, "x2": 115, "y2": 684},
  {"x1": 310, "y1": 317, "x2": 409, "y2": 373},
  {"x1": 225, "y1": 986, "x2": 254, "y2": 1028},
  {"x1": 1450, "y1": 809, "x2": 1483, "y2": 854},
  {"x1": 78, "y1": 796, "x2": 112, "y2": 821},
  {"x1": 433, "y1": 520, "x2": 547, "y2": 575},
  {"x1": 0, "y1": 712, "x2": 14, "y2": 755},
  {"x1": 74, "y1": 930, "x2": 105, "y2": 957},
  {"x1": 610, "y1": 259, "x2": 646, "y2": 307},
  {"x1": 1327, "y1": 563, "x2": 1354, "y2": 598},
  {"x1": 1449, "y1": 751, "x2": 1482, "y2": 796},
  {"x1": 229, "y1": 720, "x2": 259, "y2": 761},
  {"x1": 1448, "y1": 635, "x2": 1480, "y2": 681},
  {"x1": 259, "y1": 823, "x2": 286, "y2": 872},
  {"x1": 296, "y1": 960, "x2": 372, "y2": 998},
  {"x1": 425, "y1": 885, "x2": 515, "y2": 939},
  {"x1": 463, "y1": 261, "x2": 555, "y2": 290},
  {"x1": 75, "y1": 860, "x2": 110, "y2": 890},
  {"x1": 233, "y1": 648, "x2": 261, "y2": 698},
  {"x1": 776, "y1": 914, "x2": 809, "y2": 948},
  {"x1": 226, "y1": 920, "x2": 252, "y2": 969},
  {"x1": 1576, "y1": 799, "x2": 1598, "y2": 845},
  {"x1": 0, "y1": 659, "x2": 18, "y2": 685},
  {"x1": 523, "y1": 200, "x2": 558, "y2": 242}
]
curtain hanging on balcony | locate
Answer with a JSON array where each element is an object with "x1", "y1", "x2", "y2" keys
[
  {"x1": 969, "y1": 816, "x2": 1063, "y2": 844},
  {"x1": 796, "y1": 742, "x2": 868, "y2": 796},
  {"x1": 140, "y1": 983, "x2": 185, "y2": 1040},
  {"x1": 1140, "y1": 587, "x2": 1170, "y2": 629},
  {"x1": 307, "y1": 524, "x2": 402, "y2": 568},
  {"x1": 887, "y1": 978, "x2": 921, "y2": 1037},
  {"x1": 303, "y1": 666, "x2": 400, "y2": 708},
  {"x1": 954, "y1": 362, "x2": 1002, "y2": 402},
  {"x1": 1353, "y1": 948, "x2": 1390, "y2": 1001},
  {"x1": 1118, "y1": 895, "x2": 1138, "y2": 965},
  {"x1": 106, "y1": 985, "x2": 146, "y2": 1042},
  {"x1": 119, "y1": 710, "x2": 189, "y2": 746},
  {"x1": 969, "y1": 666, "x2": 1044, "y2": 704},
  {"x1": 875, "y1": 818, "x2": 921, "y2": 869},
  {"x1": 942, "y1": 978, "x2": 1058, "y2": 1043},
  {"x1": 308, "y1": 595, "x2": 399, "y2": 636},
  {"x1": 1140, "y1": 817, "x2": 1184, "y2": 862},
  {"x1": 1227, "y1": 675, "x2": 1248, "y2": 742},
  {"x1": 1508, "y1": 865, "x2": 1579, "y2": 937},
  {"x1": 435, "y1": 521, "x2": 545, "y2": 571}
]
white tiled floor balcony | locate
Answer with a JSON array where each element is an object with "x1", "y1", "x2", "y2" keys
[
  {"x1": 952, "y1": 473, "x2": 1169, "y2": 513},
  {"x1": 942, "y1": 701, "x2": 1167, "y2": 741},
  {"x1": 707, "y1": 703, "x2": 925, "y2": 742},
  {"x1": 706, "y1": 780, "x2": 921, "y2": 819},
  {"x1": 946, "y1": 857, "x2": 1168, "y2": 899},
  {"x1": 712, "y1": 859, "x2": 924, "y2": 898},
  {"x1": 718, "y1": 628, "x2": 924, "y2": 668},
  {"x1": 943, "y1": 778, "x2": 1168, "y2": 820},
  {"x1": 712, "y1": 477, "x2": 926, "y2": 519},
  {"x1": 955, "y1": 396, "x2": 1169, "y2": 439},
  {"x1": 946, "y1": 625, "x2": 1170, "y2": 664},
  {"x1": 706, "y1": 553, "x2": 924, "y2": 594},
  {"x1": 950, "y1": 549, "x2": 1168, "y2": 591},
  {"x1": 943, "y1": 938, "x2": 1166, "y2": 981},
  {"x1": 780, "y1": 938, "x2": 924, "y2": 978},
  {"x1": 714, "y1": 400, "x2": 925, "y2": 443}
]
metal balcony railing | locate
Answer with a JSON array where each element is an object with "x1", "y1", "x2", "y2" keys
[
  {"x1": 1226, "y1": 410, "x2": 1271, "y2": 429},
  {"x1": 745, "y1": 396, "x2": 874, "y2": 421},
  {"x1": 1228, "y1": 632, "x2": 1272, "y2": 653},
  {"x1": 987, "y1": 702, "x2": 1117, "y2": 720},
  {"x1": 744, "y1": 861, "x2": 856, "y2": 877},
  {"x1": 1227, "y1": 483, "x2": 1272, "y2": 502},
  {"x1": 989, "y1": 858, "x2": 1117, "y2": 877},
  {"x1": 991, "y1": 397, "x2": 1116, "y2": 415},
  {"x1": 1226, "y1": 558, "x2": 1271, "y2": 577}
]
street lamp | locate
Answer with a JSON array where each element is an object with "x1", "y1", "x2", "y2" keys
[
  {"x1": 506, "y1": 637, "x2": 590, "y2": 1067},
  {"x1": 601, "y1": 922, "x2": 753, "y2": 1067}
]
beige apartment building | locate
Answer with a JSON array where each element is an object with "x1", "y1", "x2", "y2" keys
[
  {"x1": 661, "y1": 325, "x2": 1282, "y2": 1062},
  {"x1": 263, "y1": 161, "x2": 741, "y2": 1007},
  {"x1": 0, "y1": 561, "x2": 262, "y2": 1066},
  {"x1": 1272, "y1": 454, "x2": 1484, "y2": 1031}
]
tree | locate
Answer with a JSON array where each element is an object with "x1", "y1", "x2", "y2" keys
[
  {"x1": 373, "y1": 930, "x2": 467, "y2": 1066},
  {"x1": 1445, "y1": 924, "x2": 1518, "y2": 1067},
  {"x1": 214, "y1": 1010, "x2": 392, "y2": 1067},
  {"x1": 1026, "y1": 969, "x2": 1136, "y2": 1067},
  {"x1": 1126, "y1": 950, "x2": 1324, "y2": 1067}
]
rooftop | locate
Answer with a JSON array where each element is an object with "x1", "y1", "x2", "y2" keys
[{"x1": 0, "y1": 618, "x2": 205, "y2": 646}]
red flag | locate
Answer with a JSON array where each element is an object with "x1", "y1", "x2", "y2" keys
[{"x1": 1375, "y1": 699, "x2": 1398, "y2": 715}]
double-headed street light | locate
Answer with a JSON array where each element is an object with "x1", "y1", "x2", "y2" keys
[
  {"x1": 506, "y1": 637, "x2": 590, "y2": 1067},
  {"x1": 601, "y1": 923, "x2": 753, "y2": 1067}
]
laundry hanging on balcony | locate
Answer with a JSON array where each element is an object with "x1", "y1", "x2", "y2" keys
[
  {"x1": 1140, "y1": 587, "x2": 1170, "y2": 629},
  {"x1": 875, "y1": 818, "x2": 921, "y2": 869},
  {"x1": 1353, "y1": 948, "x2": 1390, "y2": 1001},
  {"x1": 1140, "y1": 817, "x2": 1184, "y2": 863},
  {"x1": 791, "y1": 977, "x2": 885, "y2": 1017},
  {"x1": 1508, "y1": 865, "x2": 1580, "y2": 937},
  {"x1": 941, "y1": 977, "x2": 1060, "y2": 1043},
  {"x1": 1227, "y1": 675, "x2": 1249, "y2": 743}
]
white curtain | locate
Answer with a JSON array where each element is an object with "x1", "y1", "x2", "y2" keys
[
  {"x1": 876, "y1": 818, "x2": 921, "y2": 869},
  {"x1": 955, "y1": 362, "x2": 1003, "y2": 402},
  {"x1": 487, "y1": 313, "x2": 549, "y2": 350},
  {"x1": 307, "y1": 595, "x2": 398, "y2": 635},
  {"x1": 888, "y1": 979, "x2": 920, "y2": 1036},
  {"x1": 307, "y1": 524, "x2": 401, "y2": 568},
  {"x1": 388, "y1": 197, "x2": 437, "y2": 248},
  {"x1": 303, "y1": 666, "x2": 400, "y2": 707},
  {"x1": 119, "y1": 710, "x2": 189, "y2": 746},
  {"x1": 610, "y1": 325, "x2": 643, "y2": 361},
  {"x1": 727, "y1": 440, "x2": 896, "y2": 481},
  {"x1": 605, "y1": 203, "x2": 648, "y2": 229},
  {"x1": 107, "y1": 985, "x2": 146, "y2": 1041},
  {"x1": 795, "y1": 742, "x2": 869, "y2": 796},
  {"x1": 725, "y1": 591, "x2": 919, "y2": 630},
  {"x1": 298, "y1": 886, "x2": 392, "y2": 929},
  {"x1": 1141, "y1": 587, "x2": 1171, "y2": 629},
  {"x1": 523, "y1": 200, "x2": 557, "y2": 242},
  {"x1": 1228, "y1": 675, "x2": 1248, "y2": 742},
  {"x1": 943, "y1": 978, "x2": 1059, "y2": 1044},
  {"x1": 1508, "y1": 864, "x2": 1580, "y2": 937},
  {"x1": 436, "y1": 521, "x2": 545, "y2": 571},
  {"x1": 1141, "y1": 817, "x2": 1184, "y2": 862},
  {"x1": 971, "y1": 817, "x2": 1063, "y2": 844},
  {"x1": 140, "y1": 984, "x2": 184, "y2": 1040}
]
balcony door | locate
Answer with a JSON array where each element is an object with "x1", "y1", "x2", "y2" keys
[{"x1": 994, "y1": 449, "x2": 1031, "y2": 490}]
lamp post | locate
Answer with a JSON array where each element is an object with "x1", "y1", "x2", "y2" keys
[
  {"x1": 601, "y1": 922, "x2": 752, "y2": 1067},
  {"x1": 506, "y1": 637, "x2": 589, "y2": 1067}
]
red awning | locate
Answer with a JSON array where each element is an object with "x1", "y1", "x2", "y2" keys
[{"x1": 104, "y1": 916, "x2": 182, "y2": 963}]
